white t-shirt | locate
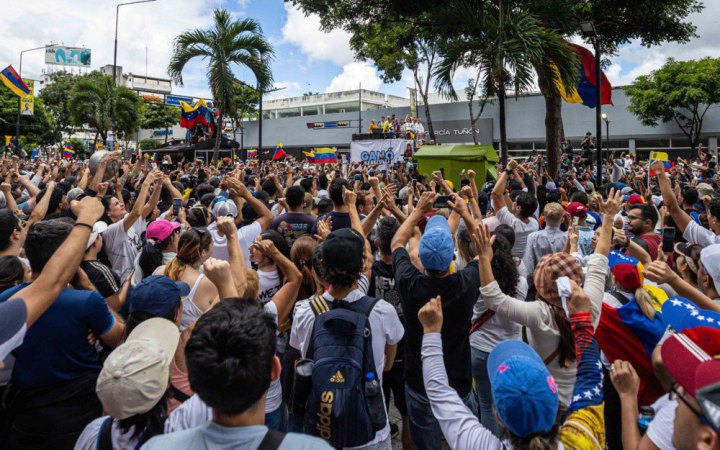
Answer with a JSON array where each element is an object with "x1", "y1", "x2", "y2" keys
[
  {"x1": 103, "y1": 215, "x2": 147, "y2": 279},
  {"x1": 646, "y1": 394, "x2": 678, "y2": 450},
  {"x1": 208, "y1": 221, "x2": 262, "y2": 266},
  {"x1": 495, "y1": 206, "x2": 539, "y2": 259},
  {"x1": 74, "y1": 416, "x2": 140, "y2": 450},
  {"x1": 290, "y1": 288, "x2": 404, "y2": 449},
  {"x1": 257, "y1": 269, "x2": 281, "y2": 305},
  {"x1": 317, "y1": 189, "x2": 330, "y2": 200},
  {"x1": 683, "y1": 220, "x2": 720, "y2": 248}
]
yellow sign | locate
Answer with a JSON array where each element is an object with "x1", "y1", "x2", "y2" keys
[
  {"x1": 20, "y1": 80, "x2": 34, "y2": 116},
  {"x1": 4, "y1": 136, "x2": 11, "y2": 146}
]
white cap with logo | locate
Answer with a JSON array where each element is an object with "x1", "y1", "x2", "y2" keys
[{"x1": 96, "y1": 318, "x2": 180, "y2": 419}]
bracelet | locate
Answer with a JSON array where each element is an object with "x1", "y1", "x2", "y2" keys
[{"x1": 74, "y1": 222, "x2": 93, "y2": 231}]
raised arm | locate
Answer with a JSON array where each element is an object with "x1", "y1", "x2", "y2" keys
[
  {"x1": 644, "y1": 260, "x2": 720, "y2": 313},
  {"x1": 228, "y1": 177, "x2": 273, "y2": 230},
  {"x1": 654, "y1": 160, "x2": 691, "y2": 233},
  {"x1": 216, "y1": 216, "x2": 248, "y2": 297},
  {"x1": 123, "y1": 169, "x2": 159, "y2": 233},
  {"x1": 391, "y1": 191, "x2": 436, "y2": 251},
  {"x1": 254, "y1": 239, "x2": 301, "y2": 325},
  {"x1": 10, "y1": 197, "x2": 105, "y2": 326},
  {"x1": 492, "y1": 160, "x2": 516, "y2": 212}
]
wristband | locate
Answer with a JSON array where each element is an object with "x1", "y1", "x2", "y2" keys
[{"x1": 74, "y1": 222, "x2": 93, "y2": 231}]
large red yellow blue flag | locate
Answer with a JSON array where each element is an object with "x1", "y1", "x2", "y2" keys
[
  {"x1": 556, "y1": 44, "x2": 613, "y2": 109},
  {"x1": 0, "y1": 66, "x2": 31, "y2": 98}
]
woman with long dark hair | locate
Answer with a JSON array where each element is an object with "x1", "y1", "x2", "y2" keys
[{"x1": 133, "y1": 219, "x2": 181, "y2": 285}]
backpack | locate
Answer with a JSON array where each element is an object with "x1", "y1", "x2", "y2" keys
[{"x1": 303, "y1": 295, "x2": 386, "y2": 448}]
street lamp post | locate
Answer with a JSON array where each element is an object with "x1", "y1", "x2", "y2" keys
[
  {"x1": 602, "y1": 113, "x2": 610, "y2": 156},
  {"x1": 15, "y1": 45, "x2": 48, "y2": 154},
  {"x1": 581, "y1": 21, "x2": 602, "y2": 186},
  {"x1": 113, "y1": 0, "x2": 157, "y2": 86}
]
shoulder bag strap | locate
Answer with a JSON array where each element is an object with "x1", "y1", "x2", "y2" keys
[
  {"x1": 469, "y1": 310, "x2": 496, "y2": 335},
  {"x1": 97, "y1": 417, "x2": 113, "y2": 450},
  {"x1": 257, "y1": 429, "x2": 286, "y2": 450}
]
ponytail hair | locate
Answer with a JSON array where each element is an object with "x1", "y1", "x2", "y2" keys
[
  {"x1": 138, "y1": 229, "x2": 179, "y2": 280},
  {"x1": 506, "y1": 405, "x2": 565, "y2": 450},
  {"x1": 165, "y1": 228, "x2": 211, "y2": 281},
  {"x1": 634, "y1": 287, "x2": 656, "y2": 319}
]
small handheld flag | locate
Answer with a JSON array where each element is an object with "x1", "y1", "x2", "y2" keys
[
  {"x1": 314, "y1": 147, "x2": 337, "y2": 164},
  {"x1": 62, "y1": 142, "x2": 75, "y2": 159},
  {"x1": 0, "y1": 66, "x2": 31, "y2": 98},
  {"x1": 303, "y1": 150, "x2": 315, "y2": 163},
  {"x1": 247, "y1": 149, "x2": 258, "y2": 159},
  {"x1": 649, "y1": 151, "x2": 674, "y2": 176},
  {"x1": 273, "y1": 142, "x2": 286, "y2": 161}
]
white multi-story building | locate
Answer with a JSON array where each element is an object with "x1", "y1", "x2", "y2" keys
[{"x1": 261, "y1": 89, "x2": 409, "y2": 119}]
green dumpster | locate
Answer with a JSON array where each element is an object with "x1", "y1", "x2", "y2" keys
[{"x1": 413, "y1": 144, "x2": 499, "y2": 190}]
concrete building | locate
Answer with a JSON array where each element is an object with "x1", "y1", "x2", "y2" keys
[{"x1": 261, "y1": 89, "x2": 409, "y2": 119}]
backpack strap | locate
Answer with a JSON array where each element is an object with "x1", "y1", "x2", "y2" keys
[
  {"x1": 96, "y1": 417, "x2": 113, "y2": 450},
  {"x1": 257, "y1": 429, "x2": 286, "y2": 450},
  {"x1": 344, "y1": 295, "x2": 381, "y2": 318},
  {"x1": 610, "y1": 291, "x2": 630, "y2": 306}
]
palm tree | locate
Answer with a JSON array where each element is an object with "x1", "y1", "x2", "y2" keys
[
  {"x1": 168, "y1": 9, "x2": 274, "y2": 163},
  {"x1": 434, "y1": 0, "x2": 577, "y2": 166},
  {"x1": 68, "y1": 72, "x2": 141, "y2": 148}
]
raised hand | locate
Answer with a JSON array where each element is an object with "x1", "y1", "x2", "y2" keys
[
  {"x1": 609, "y1": 360, "x2": 640, "y2": 399},
  {"x1": 470, "y1": 223, "x2": 494, "y2": 261},
  {"x1": 418, "y1": 296, "x2": 443, "y2": 333},
  {"x1": 416, "y1": 191, "x2": 437, "y2": 214},
  {"x1": 567, "y1": 280, "x2": 591, "y2": 315},
  {"x1": 202, "y1": 258, "x2": 233, "y2": 287},
  {"x1": 600, "y1": 188, "x2": 623, "y2": 217},
  {"x1": 342, "y1": 186, "x2": 357, "y2": 206},
  {"x1": 216, "y1": 216, "x2": 237, "y2": 238}
]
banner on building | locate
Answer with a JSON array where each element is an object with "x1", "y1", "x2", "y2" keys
[
  {"x1": 350, "y1": 139, "x2": 413, "y2": 164},
  {"x1": 20, "y1": 80, "x2": 34, "y2": 116},
  {"x1": 307, "y1": 121, "x2": 351, "y2": 129},
  {"x1": 45, "y1": 45, "x2": 91, "y2": 67},
  {"x1": 409, "y1": 87, "x2": 417, "y2": 118},
  {"x1": 166, "y1": 95, "x2": 193, "y2": 107}
]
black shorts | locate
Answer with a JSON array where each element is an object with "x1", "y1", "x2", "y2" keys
[{"x1": 383, "y1": 362, "x2": 407, "y2": 416}]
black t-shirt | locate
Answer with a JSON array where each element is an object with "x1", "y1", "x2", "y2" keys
[
  {"x1": 392, "y1": 248, "x2": 480, "y2": 397},
  {"x1": 271, "y1": 212, "x2": 317, "y2": 242},
  {"x1": 369, "y1": 259, "x2": 405, "y2": 364},
  {"x1": 312, "y1": 211, "x2": 352, "y2": 234},
  {"x1": 81, "y1": 260, "x2": 121, "y2": 299}
]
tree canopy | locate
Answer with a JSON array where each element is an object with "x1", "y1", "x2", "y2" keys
[
  {"x1": 626, "y1": 57, "x2": 720, "y2": 151},
  {"x1": 0, "y1": 85, "x2": 59, "y2": 148}
]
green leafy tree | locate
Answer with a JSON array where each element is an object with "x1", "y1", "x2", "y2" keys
[
  {"x1": 349, "y1": 21, "x2": 441, "y2": 141},
  {"x1": 0, "y1": 86, "x2": 59, "y2": 148},
  {"x1": 138, "y1": 138, "x2": 161, "y2": 150},
  {"x1": 67, "y1": 72, "x2": 141, "y2": 147},
  {"x1": 140, "y1": 100, "x2": 179, "y2": 143},
  {"x1": 626, "y1": 58, "x2": 720, "y2": 154},
  {"x1": 168, "y1": 9, "x2": 274, "y2": 162},
  {"x1": 38, "y1": 71, "x2": 79, "y2": 138}
]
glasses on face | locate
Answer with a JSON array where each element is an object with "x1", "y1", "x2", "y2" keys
[{"x1": 669, "y1": 383, "x2": 714, "y2": 429}]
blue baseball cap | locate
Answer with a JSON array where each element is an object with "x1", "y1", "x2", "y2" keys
[
  {"x1": 129, "y1": 275, "x2": 190, "y2": 318},
  {"x1": 488, "y1": 340, "x2": 559, "y2": 437},
  {"x1": 418, "y1": 215, "x2": 454, "y2": 272},
  {"x1": 662, "y1": 296, "x2": 720, "y2": 332}
]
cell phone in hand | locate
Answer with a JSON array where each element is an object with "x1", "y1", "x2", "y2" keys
[
  {"x1": 173, "y1": 198, "x2": 182, "y2": 216},
  {"x1": 394, "y1": 198, "x2": 403, "y2": 207},
  {"x1": 433, "y1": 195, "x2": 452, "y2": 209},
  {"x1": 662, "y1": 227, "x2": 675, "y2": 253}
]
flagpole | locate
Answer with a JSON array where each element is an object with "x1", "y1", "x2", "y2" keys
[{"x1": 15, "y1": 45, "x2": 47, "y2": 155}]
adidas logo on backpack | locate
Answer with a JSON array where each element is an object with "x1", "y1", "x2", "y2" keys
[{"x1": 330, "y1": 370, "x2": 345, "y2": 383}]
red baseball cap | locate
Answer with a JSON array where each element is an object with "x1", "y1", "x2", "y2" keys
[{"x1": 566, "y1": 202, "x2": 587, "y2": 218}]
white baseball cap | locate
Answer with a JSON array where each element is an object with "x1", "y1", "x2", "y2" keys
[
  {"x1": 86, "y1": 221, "x2": 108, "y2": 250},
  {"x1": 96, "y1": 318, "x2": 180, "y2": 419},
  {"x1": 700, "y1": 244, "x2": 720, "y2": 292}
]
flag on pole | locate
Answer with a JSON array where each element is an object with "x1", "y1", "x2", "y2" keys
[
  {"x1": 273, "y1": 142, "x2": 286, "y2": 161},
  {"x1": 303, "y1": 150, "x2": 315, "y2": 163},
  {"x1": 63, "y1": 142, "x2": 75, "y2": 159},
  {"x1": 314, "y1": 147, "x2": 337, "y2": 164},
  {"x1": 0, "y1": 66, "x2": 31, "y2": 98},
  {"x1": 556, "y1": 44, "x2": 613, "y2": 109}
]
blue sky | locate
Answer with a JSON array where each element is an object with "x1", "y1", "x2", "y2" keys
[{"x1": 0, "y1": 0, "x2": 717, "y2": 101}]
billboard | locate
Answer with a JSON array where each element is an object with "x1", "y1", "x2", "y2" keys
[
  {"x1": 20, "y1": 80, "x2": 34, "y2": 116},
  {"x1": 45, "y1": 45, "x2": 91, "y2": 67}
]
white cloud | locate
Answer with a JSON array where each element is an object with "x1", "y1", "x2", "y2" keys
[
  {"x1": 280, "y1": 3, "x2": 354, "y2": 66},
  {"x1": 0, "y1": 0, "x2": 250, "y2": 99},
  {"x1": 325, "y1": 62, "x2": 382, "y2": 92}
]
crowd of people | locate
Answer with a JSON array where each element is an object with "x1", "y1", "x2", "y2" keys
[
  {"x1": 0, "y1": 144, "x2": 719, "y2": 450},
  {"x1": 368, "y1": 115, "x2": 425, "y2": 142}
]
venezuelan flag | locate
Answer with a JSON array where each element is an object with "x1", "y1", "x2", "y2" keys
[
  {"x1": 273, "y1": 143, "x2": 286, "y2": 161},
  {"x1": 556, "y1": 44, "x2": 613, "y2": 109},
  {"x1": 303, "y1": 150, "x2": 315, "y2": 163},
  {"x1": 648, "y1": 152, "x2": 674, "y2": 176},
  {"x1": 63, "y1": 142, "x2": 75, "y2": 159},
  {"x1": 314, "y1": 147, "x2": 337, "y2": 164},
  {"x1": 20, "y1": 148, "x2": 28, "y2": 159},
  {"x1": 0, "y1": 66, "x2": 31, "y2": 98},
  {"x1": 247, "y1": 149, "x2": 258, "y2": 159},
  {"x1": 179, "y1": 99, "x2": 210, "y2": 129}
]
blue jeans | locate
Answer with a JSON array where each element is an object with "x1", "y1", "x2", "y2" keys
[
  {"x1": 265, "y1": 403, "x2": 288, "y2": 432},
  {"x1": 471, "y1": 347, "x2": 501, "y2": 437},
  {"x1": 405, "y1": 383, "x2": 477, "y2": 450}
]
